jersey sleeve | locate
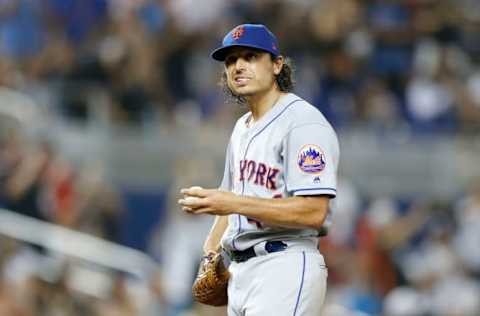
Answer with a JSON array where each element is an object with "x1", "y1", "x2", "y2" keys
[
  {"x1": 219, "y1": 140, "x2": 233, "y2": 192},
  {"x1": 283, "y1": 123, "x2": 339, "y2": 197}
]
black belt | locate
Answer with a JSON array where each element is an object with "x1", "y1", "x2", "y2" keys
[{"x1": 229, "y1": 241, "x2": 288, "y2": 263}]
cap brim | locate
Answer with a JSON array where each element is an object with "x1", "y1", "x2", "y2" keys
[{"x1": 210, "y1": 44, "x2": 279, "y2": 61}]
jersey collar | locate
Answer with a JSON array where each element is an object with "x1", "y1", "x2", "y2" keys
[{"x1": 244, "y1": 93, "x2": 298, "y2": 132}]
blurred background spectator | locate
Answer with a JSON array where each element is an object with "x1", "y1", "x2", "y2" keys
[{"x1": 1, "y1": 0, "x2": 480, "y2": 315}]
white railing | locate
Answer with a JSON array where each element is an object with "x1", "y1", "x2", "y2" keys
[{"x1": 0, "y1": 208, "x2": 158, "y2": 280}]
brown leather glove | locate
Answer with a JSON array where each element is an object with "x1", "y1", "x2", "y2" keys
[{"x1": 192, "y1": 251, "x2": 230, "y2": 306}]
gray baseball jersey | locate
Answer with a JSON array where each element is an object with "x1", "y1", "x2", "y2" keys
[{"x1": 219, "y1": 93, "x2": 340, "y2": 252}]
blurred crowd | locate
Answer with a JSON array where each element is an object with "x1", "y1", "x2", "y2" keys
[
  {"x1": 1, "y1": 0, "x2": 480, "y2": 133},
  {"x1": 321, "y1": 178, "x2": 480, "y2": 316},
  {"x1": 0, "y1": 126, "x2": 142, "y2": 315},
  {"x1": 0, "y1": 125, "x2": 220, "y2": 316},
  {"x1": 1, "y1": 0, "x2": 480, "y2": 315}
]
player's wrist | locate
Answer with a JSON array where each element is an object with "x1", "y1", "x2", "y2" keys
[
  {"x1": 216, "y1": 191, "x2": 239, "y2": 215},
  {"x1": 203, "y1": 248, "x2": 220, "y2": 256},
  {"x1": 233, "y1": 195, "x2": 262, "y2": 217},
  {"x1": 203, "y1": 243, "x2": 222, "y2": 255}
]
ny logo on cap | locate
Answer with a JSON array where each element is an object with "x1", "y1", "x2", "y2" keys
[{"x1": 232, "y1": 26, "x2": 245, "y2": 40}]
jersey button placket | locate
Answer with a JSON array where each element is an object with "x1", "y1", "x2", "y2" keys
[
  {"x1": 239, "y1": 130, "x2": 251, "y2": 196},
  {"x1": 236, "y1": 130, "x2": 251, "y2": 243}
]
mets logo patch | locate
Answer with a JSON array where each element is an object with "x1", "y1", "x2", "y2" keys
[{"x1": 297, "y1": 144, "x2": 326, "y2": 174}]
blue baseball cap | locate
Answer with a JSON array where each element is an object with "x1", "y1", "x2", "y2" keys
[{"x1": 211, "y1": 24, "x2": 280, "y2": 61}]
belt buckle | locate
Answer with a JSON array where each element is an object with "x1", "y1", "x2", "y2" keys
[{"x1": 265, "y1": 241, "x2": 288, "y2": 253}]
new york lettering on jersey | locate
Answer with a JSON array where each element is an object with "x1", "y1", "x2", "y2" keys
[{"x1": 239, "y1": 159, "x2": 279, "y2": 190}]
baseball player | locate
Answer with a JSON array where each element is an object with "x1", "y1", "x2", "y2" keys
[{"x1": 179, "y1": 24, "x2": 339, "y2": 315}]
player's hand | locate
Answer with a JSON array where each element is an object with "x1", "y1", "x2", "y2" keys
[{"x1": 178, "y1": 186, "x2": 236, "y2": 216}]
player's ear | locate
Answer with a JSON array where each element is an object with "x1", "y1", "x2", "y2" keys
[{"x1": 272, "y1": 56, "x2": 284, "y2": 76}]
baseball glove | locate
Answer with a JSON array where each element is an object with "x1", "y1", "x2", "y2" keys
[{"x1": 192, "y1": 251, "x2": 230, "y2": 306}]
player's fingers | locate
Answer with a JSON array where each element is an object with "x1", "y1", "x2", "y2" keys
[
  {"x1": 182, "y1": 206, "x2": 209, "y2": 214},
  {"x1": 182, "y1": 206, "x2": 194, "y2": 213},
  {"x1": 180, "y1": 186, "x2": 209, "y2": 198},
  {"x1": 188, "y1": 207, "x2": 214, "y2": 215},
  {"x1": 178, "y1": 196, "x2": 208, "y2": 208}
]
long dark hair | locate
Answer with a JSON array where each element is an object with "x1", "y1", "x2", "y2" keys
[{"x1": 220, "y1": 55, "x2": 295, "y2": 105}]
